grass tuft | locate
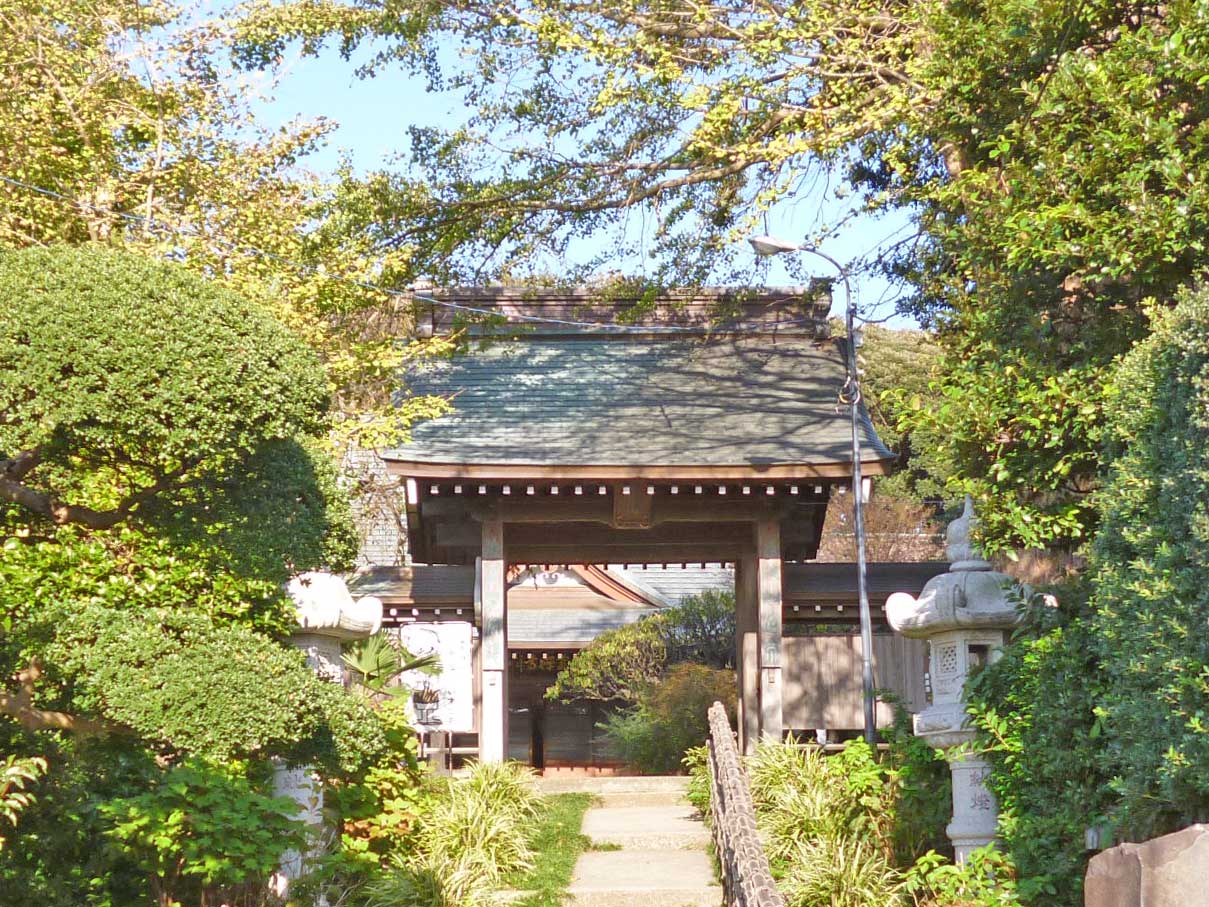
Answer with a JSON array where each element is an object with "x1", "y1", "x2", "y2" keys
[{"x1": 505, "y1": 793, "x2": 595, "y2": 907}]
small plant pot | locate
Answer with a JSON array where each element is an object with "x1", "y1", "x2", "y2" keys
[{"x1": 414, "y1": 700, "x2": 441, "y2": 726}]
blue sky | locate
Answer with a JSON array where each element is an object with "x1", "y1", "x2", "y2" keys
[{"x1": 250, "y1": 42, "x2": 920, "y2": 327}]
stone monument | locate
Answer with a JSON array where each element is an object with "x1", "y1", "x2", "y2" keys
[
  {"x1": 1084, "y1": 823, "x2": 1209, "y2": 907},
  {"x1": 885, "y1": 498, "x2": 1025, "y2": 861}
]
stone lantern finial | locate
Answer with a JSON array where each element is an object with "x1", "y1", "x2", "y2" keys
[
  {"x1": 946, "y1": 496, "x2": 991, "y2": 572},
  {"x1": 287, "y1": 571, "x2": 383, "y2": 638},
  {"x1": 284, "y1": 571, "x2": 383, "y2": 682}
]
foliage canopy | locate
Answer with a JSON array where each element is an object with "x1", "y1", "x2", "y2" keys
[
  {"x1": 0, "y1": 0, "x2": 451, "y2": 447},
  {"x1": 0, "y1": 245, "x2": 327, "y2": 530},
  {"x1": 968, "y1": 283, "x2": 1209, "y2": 904},
  {"x1": 247, "y1": 0, "x2": 1209, "y2": 550}
]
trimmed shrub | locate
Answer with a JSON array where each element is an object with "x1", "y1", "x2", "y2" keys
[
  {"x1": 546, "y1": 592, "x2": 736, "y2": 704},
  {"x1": 601, "y1": 663, "x2": 735, "y2": 774},
  {"x1": 48, "y1": 604, "x2": 387, "y2": 773}
]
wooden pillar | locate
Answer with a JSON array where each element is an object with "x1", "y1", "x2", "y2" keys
[
  {"x1": 736, "y1": 551, "x2": 760, "y2": 755},
  {"x1": 756, "y1": 517, "x2": 783, "y2": 743},
  {"x1": 478, "y1": 517, "x2": 507, "y2": 762}
]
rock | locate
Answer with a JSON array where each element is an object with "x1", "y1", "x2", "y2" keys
[{"x1": 1084, "y1": 824, "x2": 1209, "y2": 907}]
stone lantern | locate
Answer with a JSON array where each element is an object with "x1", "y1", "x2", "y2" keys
[
  {"x1": 885, "y1": 499, "x2": 1024, "y2": 861},
  {"x1": 285, "y1": 571, "x2": 383, "y2": 681},
  {"x1": 273, "y1": 571, "x2": 383, "y2": 892}
]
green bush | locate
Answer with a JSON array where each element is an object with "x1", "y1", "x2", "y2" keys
[
  {"x1": 904, "y1": 847, "x2": 1020, "y2": 907},
  {"x1": 748, "y1": 743, "x2": 857, "y2": 866},
  {"x1": 601, "y1": 663, "x2": 735, "y2": 774},
  {"x1": 881, "y1": 709, "x2": 952, "y2": 864},
  {"x1": 100, "y1": 759, "x2": 304, "y2": 907},
  {"x1": 965, "y1": 284, "x2": 1209, "y2": 904},
  {"x1": 546, "y1": 592, "x2": 735, "y2": 704},
  {"x1": 453, "y1": 761, "x2": 540, "y2": 823},
  {"x1": 739, "y1": 734, "x2": 982, "y2": 907},
  {"x1": 964, "y1": 596, "x2": 1105, "y2": 904},
  {"x1": 359, "y1": 762, "x2": 539, "y2": 907},
  {"x1": 682, "y1": 745, "x2": 711, "y2": 816},
  {"x1": 0, "y1": 733, "x2": 154, "y2": 907},
  {"x1": 145, "y1": 436, "x2": 360, "y2": 595},
  {"x1": 746, "y1": 739, "x2": 905, "y2": 907},
  {"x1": 657, "y1": 590, "x2": 737, "y2": 668},
  {"x1": 778, "y1": 835, "x2": 904, "y2": 907},
  {"x1": 0, "y1": 755, "x2": 45, "y2": 851},
  {"x1": 0, "y1": 246, "x2": 375, "y2": 905}
]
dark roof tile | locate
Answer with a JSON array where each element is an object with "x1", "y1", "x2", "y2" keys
[{"x1": 383, "y1": 336, "x2": 892, "y2": 468}]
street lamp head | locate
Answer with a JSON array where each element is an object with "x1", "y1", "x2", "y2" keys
[{"x1": 747, "y1": 234, "x2": 802, "y2": 257}]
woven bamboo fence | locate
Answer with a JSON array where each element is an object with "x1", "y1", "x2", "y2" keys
[{"x1": 706, "y1": 701, "x2": 786, "y2": 907}]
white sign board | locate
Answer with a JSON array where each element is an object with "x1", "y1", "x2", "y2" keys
[{"x1": 397, "y1": 622, "x2": 474, "y2": 733}]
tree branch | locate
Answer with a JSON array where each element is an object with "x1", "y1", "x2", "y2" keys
[
  {"x1": 0, "y1": 661, "x2": 127, "y2": 737},
  {"x1": 0, "y1": 463, "x2": 190, "y2": 529},
  {"x1": 0, "y1": 448, "x2": 42, "y2": 483}
]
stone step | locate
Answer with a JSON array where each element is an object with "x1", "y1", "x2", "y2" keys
[
  {"x1": 533, "y1": 774, "x2": 690, "y2": 796},
  {"x1": 581, "y1": 805, "x2": 712, "y2": 851},
  {"x1": 568, "y1": 850, "x2": 722, "y2": 907},
  {"x1": 568, "y1": 886, "x2": 722, "y2": 907},
  {"x1": 592, "y1": 789, "x2": 690, "y2": 808}
]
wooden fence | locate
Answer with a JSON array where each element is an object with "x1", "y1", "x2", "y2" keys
[
  {"x1": 706, "y1": 701, "x2": 786, "y2": 907},
  {"x1": 781, "y1": 633, "x2": 927, "y2": 732}
]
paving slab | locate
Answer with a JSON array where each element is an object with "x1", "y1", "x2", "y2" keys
[
  {"x1": 590, "y1": 789, "x2": 690, "y2": 808},
  {"x1": 533, "y1": 775, "x2": 690, "y2": 795},
  {"x1": 582, "y1": 804, "x2": 710, "y2": 850},
  {"x1": 568, "y1": 850, "x2": 721, "y2": 907}
]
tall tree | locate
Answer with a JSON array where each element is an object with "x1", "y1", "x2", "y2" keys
[
  {"x1": 247, "y1": 0, "x2": 1209, "y2": 549},
  {"x1": 0, "y1": 0, "x2": 450, "y2": 447}
]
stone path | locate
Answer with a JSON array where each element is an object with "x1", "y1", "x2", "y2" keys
[{"x1": 534, "y1": 775, "x2": 722, "y2": 907}]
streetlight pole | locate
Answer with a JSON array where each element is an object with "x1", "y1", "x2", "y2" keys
[{"x1": 748, "y1": 237, "x2": 878, "y2": 745}]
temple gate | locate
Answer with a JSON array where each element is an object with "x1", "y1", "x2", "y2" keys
[{"x1": 372, "y1": 287, "x2": 900, "y2": 759}]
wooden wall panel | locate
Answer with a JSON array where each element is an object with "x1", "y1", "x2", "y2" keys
[{"x1": 782, "y1": 635, "x2": 927, "y2": 732}]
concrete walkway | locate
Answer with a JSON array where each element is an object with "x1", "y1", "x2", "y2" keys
[{"x1": 535, "y1": 776, "x2": 722, "y2": 907}]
